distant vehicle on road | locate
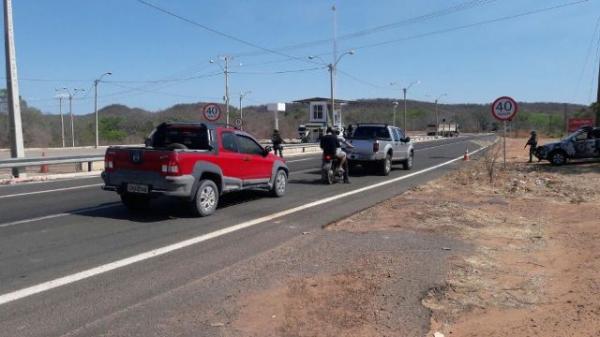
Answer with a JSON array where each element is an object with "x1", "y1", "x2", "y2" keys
[
  {"x1": 535, "y1": 126, "x2": 600, "y2": 165},
  {"x1": 426, "y1": 122, "x2": 460, "y2": 137},
  {"x1": 102, "y1": 122, "x2": 288, "y2": 216},
  {"x1": 346, "y1": 124, "x2": 414, "y2": 175}
]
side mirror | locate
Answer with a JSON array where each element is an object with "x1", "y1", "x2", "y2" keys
[
  {"x1": 263, "y1": 145, "x2": 272, "y2": 156},
  {"x1": 144, "y1": 138, "x2": 152, "y2": 147},
  {"x1": 402, "y1": 137, "x2": 411, "y2": 143}
]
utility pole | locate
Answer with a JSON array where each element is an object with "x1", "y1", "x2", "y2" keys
[
  {"x1": 94, "y1": 72, "x2": 111, "y2": 148},
  {"x1": 211, "y1": 56, "x2": 231, "y2": 125},
  {"x1": 435, "y1": 99, "x2": 439, "y2": 135},
  {"x1": 331, "y1": 4, "x2": 337, "y2": 129},
  {"x1": 62, "y1": 88, "x2": 84, "y2": 147},
  {"x1": 4, "y1": 0, "x2": 25, "y2": 178},
  {"x1": 563, "y1": 103, "x2": 568, "y2": 135}
]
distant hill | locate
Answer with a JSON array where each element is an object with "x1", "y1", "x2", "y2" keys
[{"x1": 0, "y1": 96, "x2": 594, "y2": 148}]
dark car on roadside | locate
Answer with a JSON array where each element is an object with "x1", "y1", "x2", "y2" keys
[{"x1": 535, "y1": 126, "x2": 600, "y2": 165}]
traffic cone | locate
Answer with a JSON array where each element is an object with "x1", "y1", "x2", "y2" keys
[
  {"x1": 40, "y1": 151, "x2": 49, "y2": 173},
  {"x1": 463, "y1": 146, "x2": 470, "y2": 161}
]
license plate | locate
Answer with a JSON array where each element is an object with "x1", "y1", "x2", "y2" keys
[{"x1": 126, "y1": 184, "x2": 149, "y2": 194}]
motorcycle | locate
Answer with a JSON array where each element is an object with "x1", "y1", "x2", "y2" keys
[{"x1": 321, "y1": 153, "x2": 344, "y2": 184}]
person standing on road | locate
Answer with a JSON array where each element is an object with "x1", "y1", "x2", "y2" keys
[
  {"x1": 271, "y1": 129, "x2": 284, "y2": 157},
  {"x1": 524, "y1": 130, "x2": 538, "y2": 163}
]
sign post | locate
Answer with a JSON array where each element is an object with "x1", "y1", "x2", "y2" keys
[
  {"x1": 267, "y1": 103, "x2": 286, "y2": 130},
  {"x1": 202, "y1": 103, "x2": 222, "y2": 122},
  {"x1": 491, "y1": 96, "x2": 519, "y2": 166}
]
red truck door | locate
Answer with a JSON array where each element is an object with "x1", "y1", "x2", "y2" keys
[
  {"x1": 218, "y1": 131, "x2": 247, "y2": 182},
  {"x1": 235, "y1": 134, "x2": 272, "y2": 181}
]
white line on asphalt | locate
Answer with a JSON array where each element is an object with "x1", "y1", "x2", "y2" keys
[
  {"x1": 0, "y1": 204, "x2": 117, "y2": 228},
  {"x1": 0, "y1": 144, "x2": 491, "y2": 306},
  {"x1": 286, "y1": 157, "x2": 317, "y2": 163},
  {"x1": 0, "y1": 184, "x2": 103, "y2": 199}
]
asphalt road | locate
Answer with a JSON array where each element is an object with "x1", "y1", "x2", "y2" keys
[{"x1": 0, "y1": 135, "x2": 494, "y2": 337}]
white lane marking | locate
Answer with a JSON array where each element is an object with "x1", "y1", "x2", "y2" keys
[
  {"x1": 286, "y1": 157, "x2": 318, "y2": 163},
  {"x1": 0, "y1": 184, "x2": 103, "y2": 200},
  {"x1": 0, "y1": 144, "x2": 491, "y2": 306},
  {"x1": 0, "y1": 204, "x2": 117, "y2": 228}
]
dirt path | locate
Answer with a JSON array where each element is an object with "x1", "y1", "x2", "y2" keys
[{"x1": 331, "y1": 137, "x2": 600, "y2": 337}]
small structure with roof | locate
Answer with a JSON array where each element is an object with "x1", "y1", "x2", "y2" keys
[{"x1": 293, "y1": 97, "x2": 351, "y2": 143}]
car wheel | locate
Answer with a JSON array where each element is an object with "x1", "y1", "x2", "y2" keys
[
  {"x1": 379, "y1": 154, "x2": 392, "y2": 176},
  {"x1": 120, "y1": 193, "x2": 150, "y2": 211},
  {"x1": 402, "y1": 152, "x2": 414, "y2": 170},
  {"x1": 270, "y1": 169, "x2": 288, "y2": 197},
  {"x1": 550, "y1": 151, "x2": 567, "y2": 166},
  {"x1": 192, "y1": 179, "x2": 219, "y2": 217}
]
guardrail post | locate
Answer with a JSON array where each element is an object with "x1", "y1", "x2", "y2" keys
[{"x1": 87, "y1": 161, "x2": 92, "y2": 172}]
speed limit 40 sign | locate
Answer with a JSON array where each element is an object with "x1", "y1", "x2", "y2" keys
[
  {"x1": 491, "y1": 96, "x2": 518, "y2": 121},
  {"x1": 202, "y1": 103, "x2": 221, "y2": 121}
]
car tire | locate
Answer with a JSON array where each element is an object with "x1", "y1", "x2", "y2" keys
[
  {"x1": 270, "y1": 169, "x2": 288, "y2": 197},
  {"x1": 550, "y1": 151, "x2": 567, "y2": 166},
  {"x1": 120, "y1": 193, "x2": 150, "y2": 211},
  {"x1": 402, "y1": 151, "x2": 414, "y2": 170},
  {"x1": 191, "y1": 179, "x2": 219, "y2": 217},
  {"x1": 379, "y1": 154, "x2": 392, "y2": 176}
]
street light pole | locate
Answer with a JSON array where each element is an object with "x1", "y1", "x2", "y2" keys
[
  {"x1": 392, "y1": 101, "x2": 399, "y2": 126},
  {"x1": 403, "y1": 88, "x2": 407, "y2": 130},
  {"x1": 309, "y1": 50, "x2": 354, "y2": 129},
  {"x1": 4, "y1": 0, "x2": 25, "y2": 178},
  {"x1": 239, "y1": 90, "x2": 251, "y2": 130},
  {"x1": 94, "y1": 72, "x2": 112, "y2": 148},
  {"x1": 58, "y1": 95, "x2": 64, "y2": 147}
]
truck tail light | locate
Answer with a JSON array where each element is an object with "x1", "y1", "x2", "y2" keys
[
  {"x1": 373, "y1": 142, "x2": 380, "y2": 153},
  {"x1": 161, "y1": 156, "x2": 181, "y2": 176},
  {"x1": 105, "y1": 151, "x2": 115, "y2": 171}
]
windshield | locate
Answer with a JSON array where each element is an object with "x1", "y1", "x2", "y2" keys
[{"x1": 351, "y1": 126, "x2": 391, "y2": 140}]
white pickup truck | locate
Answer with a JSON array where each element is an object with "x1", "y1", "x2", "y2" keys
[{"x1": 346, "y1": 124, "x2": 414, "y2": 176}]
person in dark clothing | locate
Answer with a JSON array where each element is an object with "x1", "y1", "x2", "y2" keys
[
  {"x1": 524, "y1": 130, "x2": 538, "y2": 163},
  {"x1": 320, "y1": 127, "x2": 350, "y2": 183},
  {"x1": 345, "y1": 124, "x2": 354, "y2": 138},
  {"x1": 271, "y1": 129, "x2": 284, "y2": 157}
]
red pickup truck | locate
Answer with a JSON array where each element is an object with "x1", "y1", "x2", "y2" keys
[{"x1": 101, "y1": 122, "x2": 288, "y2": 216}]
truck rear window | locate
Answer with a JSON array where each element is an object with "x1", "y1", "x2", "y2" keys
[
  {"x1": 352, "y1": 126, "x2": 391, "y2": 140},
  {"x1": 151, "y1": 125, "x2": 210, "y2": 150}
]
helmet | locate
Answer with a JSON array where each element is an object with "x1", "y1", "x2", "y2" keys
[{"x1": 530, "y1": 130, "x2": 536, "y2": 135}]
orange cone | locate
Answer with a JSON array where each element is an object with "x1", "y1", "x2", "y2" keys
[
  {"x1": 40, "y1": 151, "x2": 49, "y2": 173},
  {"x1": 463, "y1": 146, "x2": 470, "y2": 161}
]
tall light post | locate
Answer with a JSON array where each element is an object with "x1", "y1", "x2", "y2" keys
[
  {"x1": 308, "y1": 50, "x2": 355, "y2": 129},
  {"x1": 210, "y1": 56, "x2": 232, "y2": 125},
  {"x1": 60, "y1": 88, "x2": 85, "y2": 147},
  {"x1": 94, "y1": 72, "x2": 112, "y2": 148},
  {"x1": 239, "y1": 90, "x2": 251, "y2": 130},
  {"x1": 434, "y1": 93, "x2": 448, "y2": 136},
  {"x1": 54, "y1": 90, "x2": 67, "y2": 147},
  {"x1": 391, "y1": 80, "x2": 420, "y2": 130},
  {"x1": 4, "y1": 0, "x2": 25, "y2": 178}
]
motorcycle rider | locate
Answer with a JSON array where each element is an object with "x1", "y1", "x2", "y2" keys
[{"x1": 320, "y1": 127, "x2": 351, "y2": 183}]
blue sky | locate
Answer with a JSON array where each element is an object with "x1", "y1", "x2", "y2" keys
[{"x1": 2, "y1": 0, "x2": 600, "y2": 115}]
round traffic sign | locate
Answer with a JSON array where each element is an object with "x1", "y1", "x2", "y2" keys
[
  {"x1": 202, "y1": 103, "x2": 221, "y2": 121},
  {"x1": 491, "y1": 96, "x2": 518, "y2": 121},
  {"x1": 234, "y1": 118, "x2": 243, "y2": 127}
]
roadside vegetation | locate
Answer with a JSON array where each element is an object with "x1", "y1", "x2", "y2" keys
[{"x1": 0, "y1": 88, "x2": 596, "y2": 147}]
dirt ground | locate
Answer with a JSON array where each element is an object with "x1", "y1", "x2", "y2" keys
[{"x1": 330, "y1": 137, "x2": 600, "y2": 337}]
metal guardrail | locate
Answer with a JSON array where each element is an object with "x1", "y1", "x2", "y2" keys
[{"x1": 0, "y1": 144, "x2": 321, "y2": 171}]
